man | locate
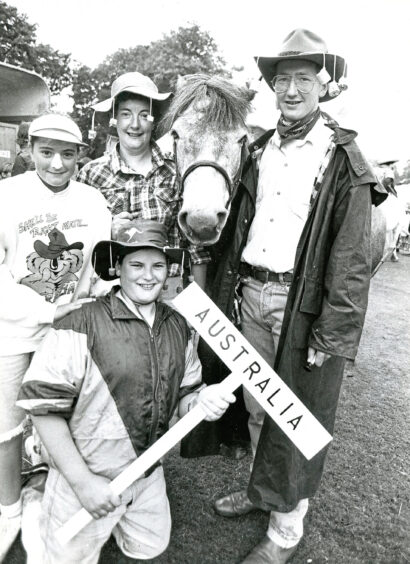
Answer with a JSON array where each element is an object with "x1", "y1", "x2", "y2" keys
[
  {"x1": 211, "y1": 29, "x2": 385, "y2": 563},
  {"x1": 77, "y1": 72, "x2": 210, "y2": 297},
  {"x1": 0, "y1": 113, "x2": 111, "y2": 561}
]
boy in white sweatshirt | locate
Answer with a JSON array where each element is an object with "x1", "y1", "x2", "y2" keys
[{"x1": 0, "y1": 113, "x2": 111, "y2": 561}]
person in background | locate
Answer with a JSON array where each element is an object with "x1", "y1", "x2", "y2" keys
[
  {"x1": 11, "y1": 122, "x2": 35, "y2": 177},
  {"x1": 17, "y1": 219, "x2": 235, "y2": 564},
  {"x1": 0, "y1": 162, "x2": 12, "y2": 180},
  {"x1": 0, "y1": 113, "x2": 111, "y2": 561},
  {"x1": 77, "y1": 72, "x2": 210, "y2": 300}
]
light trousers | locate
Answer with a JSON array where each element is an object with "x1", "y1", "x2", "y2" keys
[{"x1": 240, "y1": 276, "x2": 308, "y2": 548}]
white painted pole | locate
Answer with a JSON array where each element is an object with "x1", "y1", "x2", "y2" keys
[{"x1": 55, "y1": 372, "x2": 241, "y2": 545}]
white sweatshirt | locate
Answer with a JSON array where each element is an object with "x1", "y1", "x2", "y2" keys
[{"x1": 0, "y1": 172, "x2": 112, "y2": 356}]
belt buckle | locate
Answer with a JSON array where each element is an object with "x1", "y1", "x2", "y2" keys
[{"x1": 256, "y1": 268, "x2": 269, "y2": 284}]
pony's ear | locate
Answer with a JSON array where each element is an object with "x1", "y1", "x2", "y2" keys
[
  {"x1": 175, "y1": 75, "x2": 188, "y2": 92},
  {"x1": 245, "y1": 88, "x2": 257, "y2": 103}
]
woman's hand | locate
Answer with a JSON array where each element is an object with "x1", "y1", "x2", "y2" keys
[
  {"x1": 112, "y1": 212, "x2": 133, "y2": 238},
  {"x1": 73, "y1": 472, "x2": 122, "y2": 520},
  {"x1": 197, "y1": 384, "x2": 236, "y2": 421}
]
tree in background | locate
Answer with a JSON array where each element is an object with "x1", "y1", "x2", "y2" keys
[
  {"x1": 0, "y1": 1, "x2": 71, "y2": 94},
  {"x1": 71, "y1": 24, "x2": 230, "y2": 142}
]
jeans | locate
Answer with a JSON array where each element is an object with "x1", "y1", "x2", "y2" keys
[{"x1": 240, "y1": 276, "x2": 308, "y2": 548}]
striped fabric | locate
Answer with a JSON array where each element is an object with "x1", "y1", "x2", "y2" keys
[
  {"x1": 17, "y1": 291, "x2": 202, "y2": 478},
  {"x1": 77, "y1": 142, "x2": 210, "y2": 271}
]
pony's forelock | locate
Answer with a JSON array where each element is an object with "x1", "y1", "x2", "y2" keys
[{"x1": 160, "y1": 74, "x2": 254, "y2": 134}]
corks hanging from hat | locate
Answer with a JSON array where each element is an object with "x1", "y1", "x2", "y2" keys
[{"x1": 325, "y1": 55, "x2": 348, "y2": 99}]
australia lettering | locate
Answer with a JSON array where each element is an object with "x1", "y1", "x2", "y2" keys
[{"x1": 194, "y1": 308, "x2": 303, "y2": 431}]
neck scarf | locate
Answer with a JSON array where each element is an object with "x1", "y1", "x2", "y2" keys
[{"x1": 277, "y1": 107, "x2": 321, "y2": 143}]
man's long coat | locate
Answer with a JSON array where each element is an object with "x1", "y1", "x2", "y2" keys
[{"x1": 185, "y1": 123, "x2": 384, "y2": 511}]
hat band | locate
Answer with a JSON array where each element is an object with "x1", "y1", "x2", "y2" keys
[{"x1": 279, "y1": 50, "x2": 305, "y2": 56}]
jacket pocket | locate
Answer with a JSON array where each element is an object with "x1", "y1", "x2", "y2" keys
[{"x1": 299, "y1": 277, "x2": 322, "y2": 315}]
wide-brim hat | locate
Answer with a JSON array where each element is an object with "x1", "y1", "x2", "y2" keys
[
  {"x1": 29, "y1": 114, "x2": 88, "y2": 146},
  {"x1": 256, "y1": 29, "x2": 346, "y2": 103},
  {"x1": 92, "y1": 72, "x2": 171, "y2": 113},
  {"x1": 92, "y1": 219, "x2": 185, "y2": 281}
]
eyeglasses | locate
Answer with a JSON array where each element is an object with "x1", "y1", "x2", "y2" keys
[{"x1": 270, "y1": 75, "x2": 318, "y2": 94}]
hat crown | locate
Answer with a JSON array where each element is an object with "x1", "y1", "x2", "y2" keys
[
  {"x1": 29, "y1": 114, "x2": 84, "y2": 145},
  {"x1": 116, "y1": 219, "x2": 168, "y2": 248},
  {"x1": 111, "y1": 72, "x2": 159, "y2": 99},
  {"x1": 279, "y1": 28, "x2": 329, "y2": 56}
]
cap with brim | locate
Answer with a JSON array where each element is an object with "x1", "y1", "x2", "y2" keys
[
  {"x1": 29, "y1": 114, "x2": 87, "y2": 147},
  {"x1": 92, "y1": 71, "x2": 171, "y2": 113},
  {"x1": 256, "y1": 29, "x2": 346, "y2": 103},
  {"x1": 92, "y1": 219, "x2": 185, "y2": 281}
]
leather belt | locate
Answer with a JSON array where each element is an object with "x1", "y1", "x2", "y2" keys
[{"x1": 239, "y1": 262, "x2": 293, "y2": 284}]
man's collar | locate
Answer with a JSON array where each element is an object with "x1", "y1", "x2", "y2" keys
[{"x1": 248, "y1": 119, "x2": 358, "y2": 155}]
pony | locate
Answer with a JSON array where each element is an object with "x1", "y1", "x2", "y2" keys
[{"x1": 160, "y1": 74, "x2": 255, "y2": 246}]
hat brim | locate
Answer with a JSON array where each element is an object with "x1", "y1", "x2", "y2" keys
[
  {"x1": 256, "y1": 53, "x2": 346, "y2": 103},
  {"x1": 92, "y1": 87, "x2": 171, "y2": 113},
  {"x1": 30, "y1": 128, "x2": 88, "y2": 147},
  {"x1": 92, "y1": 240, "x2": 185, "y2": 281}
]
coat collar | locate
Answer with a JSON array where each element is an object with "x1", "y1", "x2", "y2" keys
[
  {"x1": 247, "y1": 121, "x2": 374, "y2": 181},
  {"x1": 107, "y1": 286, "x2": 172, "y2": 325}
]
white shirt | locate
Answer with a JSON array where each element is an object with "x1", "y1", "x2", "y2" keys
[
  {"x1": 241, "y1": 118, "x2": 333, "y2": 273},
  {"x1": 0, "y1": 172, "x2": 111, "y2": 355}
]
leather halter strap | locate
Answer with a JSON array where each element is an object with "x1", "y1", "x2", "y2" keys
[{"x1": 173, "y1": 133, "x2": 247, "y2": 210}]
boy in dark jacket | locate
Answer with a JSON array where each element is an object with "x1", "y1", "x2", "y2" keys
[{"x1": 17, "y1": 219, "x2": 234, "y2": 564}]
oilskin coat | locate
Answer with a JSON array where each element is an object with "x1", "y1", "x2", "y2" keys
[{"x1": 209, "y1": 123, "x2": 383, "y2": 512}]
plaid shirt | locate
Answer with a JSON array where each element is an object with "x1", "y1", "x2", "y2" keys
[{"x1": 77, "y1": 142, "x2": 210, "y2": 272}]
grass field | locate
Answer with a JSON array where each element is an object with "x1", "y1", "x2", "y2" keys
[{"x1": 6, "y1": 255, "x2": 410, "y2": 564}]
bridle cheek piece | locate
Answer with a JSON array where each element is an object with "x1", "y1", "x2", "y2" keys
[{"x1": 172, "y1": 132, "x2": 247, "y2": 210}]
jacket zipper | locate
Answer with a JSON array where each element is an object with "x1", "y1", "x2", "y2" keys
[{"x1": 148, "y1": 323, "x2": 162, "y2": 446}]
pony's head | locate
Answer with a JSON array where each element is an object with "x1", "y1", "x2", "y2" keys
[{"x1": 161, "y1": 74, "x2": 254, "y2": 245}]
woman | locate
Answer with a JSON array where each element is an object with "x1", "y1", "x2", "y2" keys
[{"x1": 77, "y1": 72, "x2": 210, "y2": 299}]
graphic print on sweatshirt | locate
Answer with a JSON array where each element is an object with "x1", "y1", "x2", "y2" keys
[{"x1": 20, "y1": 227, "x2": 84, "y2": 303}]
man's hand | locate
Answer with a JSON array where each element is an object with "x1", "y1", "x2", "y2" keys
[
  {"x1": 197, "y1": 384, "x2": 236, "y2": 421},
  {"x1": 112, "y1": 212, "x2": 133, "y2": 238},
  {"x1": 306, "y1": 346, "x2": 332, "y2": 370},
  {"x1": 54, "y1": 299, "x2": 94, "y2": 322},
  {"x1": 73, "y1": 472, "x2": 121, "y2": 520}
]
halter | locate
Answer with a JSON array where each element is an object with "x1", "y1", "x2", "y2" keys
[{"x1": 172, "y1": 131, "x2": 248, "y2": 210}]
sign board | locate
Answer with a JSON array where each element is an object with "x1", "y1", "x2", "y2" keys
[{"x1": 173, "y1": 282, "x2": 332, "y2": 460}]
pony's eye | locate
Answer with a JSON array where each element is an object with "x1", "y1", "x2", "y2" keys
[{"x1": 170, "y1": 129, "x2": 179, "y2": 140}]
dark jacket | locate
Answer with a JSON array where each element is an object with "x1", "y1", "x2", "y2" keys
[
  {"x1": 209, "y1": 123, "x2": 383, "y2": 511},
  {"x1": 19, "y1": 290, "x2": 192, "y2": 463}
]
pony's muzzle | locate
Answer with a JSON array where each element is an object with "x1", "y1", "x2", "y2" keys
[{"x1": 178, "y1": 209, "x2": 228, "y2": 245}]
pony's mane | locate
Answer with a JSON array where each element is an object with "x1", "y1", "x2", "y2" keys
[{"x1": 161, "y1": 74, "x2": 254, "y2": 133}]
